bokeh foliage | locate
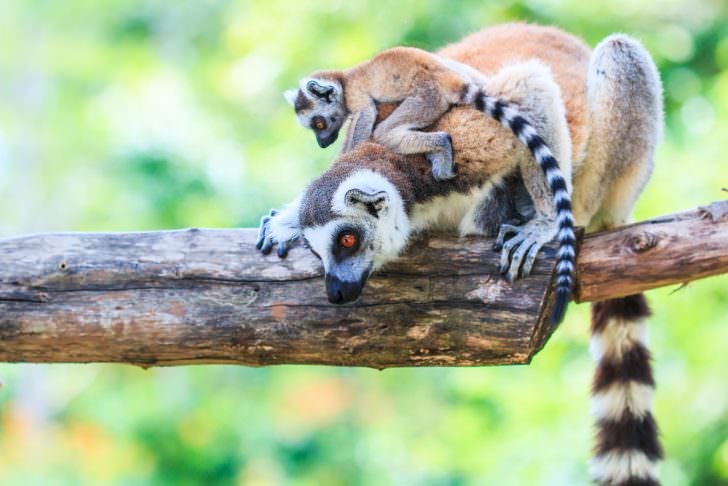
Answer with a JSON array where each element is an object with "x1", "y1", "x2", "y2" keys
[{"x1": 0, "y1": 1, "x2": 727, "y2": 485}]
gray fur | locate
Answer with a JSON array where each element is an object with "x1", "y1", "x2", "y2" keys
[
  {"x1": 285, "y1": 77, "x2": 348, "y2": 148},
  {"x1": 473, "y1": 174, "x2": 533, "y2": 236},
  {"x1": 575, "y1": 34, "x2": 663, "y2": 231}
]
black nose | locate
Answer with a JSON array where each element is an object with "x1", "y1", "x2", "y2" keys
[
  {"x1": 325, "y1": 274, "x2": 363, "y2": 304},
  {"x1": 316, "y1": 129, "x2": 340, "y2": 148}
]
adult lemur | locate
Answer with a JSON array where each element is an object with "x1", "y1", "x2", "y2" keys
[
  {"x1": 285, "y1": 48, "x2": 576, "y2": 322},
  {"x1": 259, "y1": 24, "x2": 663, "y2": 485}
]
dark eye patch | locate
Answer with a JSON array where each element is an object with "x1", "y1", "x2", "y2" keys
[
  {"x1": 332, "y1": 226, "x2": 362, "y2": 262},
  {"x1": 311, "y1": 116, "x2": 327, "y2": 131},
  {"x1": 294, "y1": 90, "x2": 313, "y2": 112}
]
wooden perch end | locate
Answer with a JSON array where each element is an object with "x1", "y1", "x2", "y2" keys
[{"x1": 0, "y1": 200, "x2": 726, "y2": 369}]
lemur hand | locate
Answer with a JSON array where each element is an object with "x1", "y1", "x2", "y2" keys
[
  {"x1": 493, "y1": 218, "x2": 557, "y2": 283},
  {"x1": 426, "y1": 133, "x2": 456, "y2": 181},
  {"x1": 256, "y1": 206, "x2": 302, "y2": 259}
]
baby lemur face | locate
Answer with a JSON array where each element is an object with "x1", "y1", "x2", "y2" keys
[
  {"x1": 284, "y1": 77, "x2": 348, "y2": 148},
  {"x1": 301, "y1": 170, "x2": 410, "y2": 304}
]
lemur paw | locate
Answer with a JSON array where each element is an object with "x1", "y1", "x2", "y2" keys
[
  {"x1": 256, "y1": 208, "x2": 300, "y2": 259},
  {"x1": 493, "y1": 220, "x2": 556, "y2": 283},
  {"x1": 427, "y1": 134, "x2": 455, "y2": 181}
]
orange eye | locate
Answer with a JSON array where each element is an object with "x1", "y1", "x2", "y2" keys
[
  {"x1": 314, "y1": 120, "x2": 325, "y2": 130},
  {"x1": 338, "y1": 231, "x2": 357, "y2": 248}
]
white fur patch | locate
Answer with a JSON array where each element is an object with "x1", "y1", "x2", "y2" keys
[
  {"x1": 518, "y1": 123, "x2": 538, "y2": 141},
  {"x1": 330, "y1": 169, "x2": 411, "y2": 270},
  {"x1": 502, "y1": 105, "x2": 520, "y2": 123},
  {"x1": 590, "y1": 319, "x2": 648, "y2": 362},
  {"x1": 557, "y1": 246, "x2": 575, "y2": 258},
  {"x1": 590, "y1": 450, "x2": 659, "y2": 484},
  {"x1": 556, "y1": 260, "x2": 574, "y2": 273},
  {"x1": 554, "y1": 189, "x2": 570, "y2": 203},
  {"x1": 268, "y1": 196, "x2": 303, "y2": 243},
  {"x1": 557, "y1": 212, "x2": 574, "y2": 226},
  {"x1": 533, "y1": 144, "x2": 552, "y2": 162},
  {"x1": 408, "y1": 181, "x2": 499, "y2": 236},
  {"x1": 545, "y1": 167, "x2": 562, "y2": 186},
  {"x1": 302, "y1": 220, "x2": 339, "y2": 272},
  {"x1": 592, "y1": 381, "x2": 654, "y2": 421}
]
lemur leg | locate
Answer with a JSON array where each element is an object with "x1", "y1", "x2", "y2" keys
[
  {"x1": 460, "y1": 174, "x2": 534, "y2": 237},
  {"x1": 373, "y1": 84, "x2": 455, "y2": 180},
  {"x1": 573, "y1": 35, "x2": 663, "y2": 229},
  {"x1": 486, "y1": 61, "x2": 573, "y2": 281},
  {"x1": 341, "y1": 101, "x2": 378, "y2": 154},
  {"x1": 581, "y1": 35, "x2": 664, "y2": 486},
  {"x1": 256, "y1": 196, "x2": 303, "y2": 258}
]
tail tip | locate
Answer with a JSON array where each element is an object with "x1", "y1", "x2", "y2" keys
[{"x1": 550, "y1": 287, "x2": 571, "y2": 325}]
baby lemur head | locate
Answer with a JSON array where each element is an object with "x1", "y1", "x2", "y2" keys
[
  {"x1": 298, "y1": 153, "x2": 412, "y2": 304},
  {"x1": 284, "y1": 72, "x2": 348, "y2": 148}
]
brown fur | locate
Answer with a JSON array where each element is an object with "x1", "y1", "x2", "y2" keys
[
  {"x1": 313, "y1": 47, "x2": 468, "y2": 110},
  {"x1": 305, "y1": 47, "x2": 488, "y2": 176},
  {"x1": 310, "y1": 24, "x2": 588, "y2": 216},
  {"x1": 300, "y1": 141, "x2": 498, "y2": 227},
  {"x1": 437, "y1": 23, "x2": 591, "y2": 162}
]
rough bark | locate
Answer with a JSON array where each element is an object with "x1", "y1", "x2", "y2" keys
[
  {"x1": 574, "y1": 200, "x2": 728, "y2": 302},
  {"x1": 0, "y1": 201, "x2": 725, "y2": 368}
]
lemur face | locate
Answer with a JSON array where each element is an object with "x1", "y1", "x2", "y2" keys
[
  {"x1": 284, "y1": 78, "x2": 347, "y2": 148},
  {"x1": 301, "y1": 170, "x2": 410, "y2": 304}
]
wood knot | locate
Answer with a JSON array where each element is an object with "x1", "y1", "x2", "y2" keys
[{"x1": 626, "y1": 232, "x2": 658, "y2": 253}]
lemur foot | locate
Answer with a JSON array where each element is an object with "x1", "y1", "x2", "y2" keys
[
  {"x1": 426, "y1": 133, "x2": 455, "y2": 181},
  {"x1": 256, "y1": 208, "x2": 301, "y2": 258},
  {"x1": 493, "y1": 219, "x2": 557, "y2": 283}
]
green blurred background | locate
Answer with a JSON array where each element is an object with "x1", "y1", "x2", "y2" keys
[{"x1": 0, "y1": 1, "x2": 726, "y2": 485}]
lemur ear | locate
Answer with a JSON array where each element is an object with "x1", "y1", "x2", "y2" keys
[
  {"x1": 283, "y1": 89, "x2": 299, "y2": 106},
  {"x1": 306, "y1": 80, "x2": 335, "y2": 101},
  {"x1": 345, "y1": 189, "x2": 389, "y2": 216}
]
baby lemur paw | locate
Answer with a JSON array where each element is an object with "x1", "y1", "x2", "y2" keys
[
  {"x1": 493, "y1": 219, "x2": 557, "y2": 283},
  {"x1": 427, "y1": 133, "x2": 455, "y2": 181},
  {"x1": 256, "y1": 208, "x2": 301, "y2": 258}
]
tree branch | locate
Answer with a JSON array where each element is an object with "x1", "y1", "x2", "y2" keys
[{"x1": 0, "y1": 201, "x2": 726, "y2": 368}]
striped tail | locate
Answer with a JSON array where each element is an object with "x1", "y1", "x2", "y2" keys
[
  {"x1": 473, "y1": 92, "x2": 576, "y2": 323},
  {"x1": 590, "y1": 294, "x2": 662, "y2": 486}
]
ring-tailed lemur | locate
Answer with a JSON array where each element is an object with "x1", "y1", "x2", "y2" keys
[
  {"x1": 264, "y1": 23, "x2": 663, "y2": 485},
  {"x1": 286, "y1": 46, "x2": 569, "y2": 184},
  {"x1": 286, "y1": 51, "x2": 576, "y2": 322}
]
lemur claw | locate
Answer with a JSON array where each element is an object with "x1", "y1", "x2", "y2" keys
[
  {"x1": 495, "y1": 221, "x2": 555, "y2": 283},
  {"x1": 493, "y1": 224, "x2": 520, "y2": 252},
  {"x1": 256, "y1": 216, "x2": 270, "y2": 250},
  {"x1": 427, "y1": 135, "x2": 455, "y2": 181},
  {"x1": 256, "y1": 208, "x2": 300, "y2": 259},
  {"x1": 256, "y1": 213, "x2": 276, "y2": 256},
  {"x1": 428, "y1": 152, "x2": 456, "y2": 180}
]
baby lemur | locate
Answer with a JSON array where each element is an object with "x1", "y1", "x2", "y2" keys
[
  {"x1": 286, "y1": 46, "x2": 560, "y2": 182},
  {"x1": 264, "y1": 24, "x2": 663, "y2": 485},
  {"x1": 286, "y1": 48, "x2": 577, "y2": 318}
]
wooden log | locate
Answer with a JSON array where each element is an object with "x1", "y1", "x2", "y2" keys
[
  {"x1": 574, "y1": 200, "x2": 728, "y2": 302},
  {"x1": 0, "y1": 200, "x2": 725, "y2": 368},
  {"x1": 0, "y1": 230, "x2": 559, "y2": 368}
]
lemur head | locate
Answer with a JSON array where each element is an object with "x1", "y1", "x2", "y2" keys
[
  {"x1": 284, "y1": 74, "x2": 348, "y2": 148},
  {"x1": 300, "y1": 168, "x2": 411, "y2": 304}
]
